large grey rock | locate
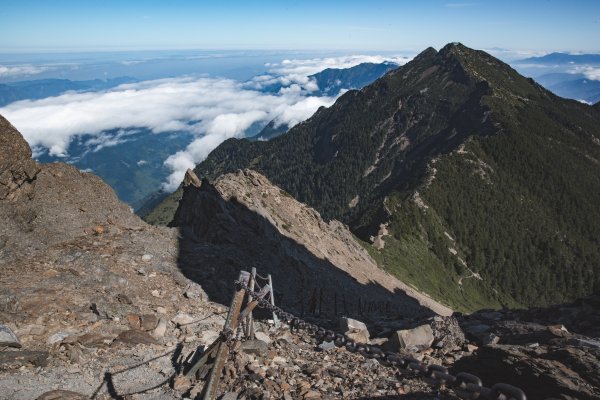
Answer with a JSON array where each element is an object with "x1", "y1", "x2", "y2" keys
[
  {"x1": 430, "y1": 316, "x2": 466, "y2": 353},
  {"x1": 0, "y1": 324, "x2": 21, "y2": 348},
  {"x1": 386, "y1": 324, "x2": 434, "y2": 352}
]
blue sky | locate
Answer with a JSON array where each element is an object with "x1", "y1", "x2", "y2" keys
[{"x1": 1, "y1": 0, "x2": 599, "y2": 53}]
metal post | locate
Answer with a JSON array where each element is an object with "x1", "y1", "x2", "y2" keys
[
  {"x1": 201, "y1": 271, "x2": 249, "y2": 400},
  {"x1": 267, "y1": 274, "x2": 279, "y2": 327},
  {"x1": 246, "y1": 267, "x2": 257, "y2": 340}
]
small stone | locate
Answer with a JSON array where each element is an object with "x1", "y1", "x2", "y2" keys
[
  {"x1": 152, "y1": 318, "x2": 168, "y2": 338},
  {"x1": 0, "y1": 324, "x2": 21, "y2": 348},
  {"x1": 171, "y1": 312, "x2": 194, "y2": 326},
  {"x1": 151, "y1": 290, "x2": 161, "y2": 298},
  {"x1": 27, "y1": 324, "x2": 46, "y2": 336},
  {"x1": 254, "y1": 331, "x2": 272, "y2": 344},
  {"x1": 156, "y1": 306, "x2": 167, "y2": 314},
  {"x1": 76, "y1": 332, "x2": 115, "y2": 348},
  {"x1": 318, "y1": 340, "x2": 336, "y2": 351},
  {"x1": 141, "y1": 314, "x2": 159, "y2": 331},
  {"x1": 241, "y1": 339, "x2": 269, "y2": 357},
  {"x1": 116, "y1": 329, "x2": 159, "y2": 345},
  {"x1": 272, "y1": 356, "x2": 287, "y2": 365},
  {"x1": 466, "y1": 344, "x2": 478, "y2": 352},
  {"x1": 141, "y1": 254, "x2": 153, "y2": 261},
  {"x1": 126, "y1": 314, "x2": 141, "y2": 329},
  {"x1": 47, "y1": 332, "x2": 71, "y2": 345}
]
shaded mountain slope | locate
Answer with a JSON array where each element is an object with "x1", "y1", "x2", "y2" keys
[
  {"x1": 148, "y1": 43, "x2": 600, "y2": 312},
  {"x1": 171, "y1": 169, "x2": 452, "y2": 317}
]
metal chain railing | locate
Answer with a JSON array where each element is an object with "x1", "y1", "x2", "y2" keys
[{"x1": 233, "y1": 278, "x2": 530, "y2": 400}]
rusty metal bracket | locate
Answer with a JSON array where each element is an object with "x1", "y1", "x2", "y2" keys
[{"x1": 177, "y1": 271, "x2": 249, "y2": 400}]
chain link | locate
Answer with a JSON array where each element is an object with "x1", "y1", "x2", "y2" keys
[{"x1": 234, "y1": 279, "x2": 530, "y2": 400}]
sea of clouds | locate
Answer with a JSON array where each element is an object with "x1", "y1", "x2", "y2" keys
[{"x1": 0, "y1": 54, "x2": 409, "y2": 191}]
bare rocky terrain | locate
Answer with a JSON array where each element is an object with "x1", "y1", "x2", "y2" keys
[{"x1": 1, "y1": 114, "x2": 599, "y2": 399}]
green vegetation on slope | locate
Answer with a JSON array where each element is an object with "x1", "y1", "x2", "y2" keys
[{"x1": 147, "y1": 43, "x2": 600, "y2": 312}]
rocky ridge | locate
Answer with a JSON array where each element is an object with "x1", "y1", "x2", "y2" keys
[{"x1": 172, "y1": 168, "x2": 452, "y2": 317}]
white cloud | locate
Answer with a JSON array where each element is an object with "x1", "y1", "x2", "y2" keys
[
  {"x1": 582, "y1": 68, "x2": 600, "y2": 81},
  {"x1": 0, "y1": 75, "x2": 338, "y2": 190},
  {"x1": 1, "y1": 53, "x2": 405, "y2": 192},
  {"x1": 0, "y1": 64, "x2": 48, "y2": 78},
  {"x1": 246, "y1": 54, "x2": 409, "y2": 92},
  {"x1": 568, "y1": 66, "x2": 600, "y2": 81},
  {"x1": 85, "y1": 129, "x2": 139, "y2": 152}
]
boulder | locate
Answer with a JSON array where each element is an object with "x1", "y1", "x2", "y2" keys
[
  {"x1": 339, "y1": 317, "x2": 370, "y2": 344},
  {"x1": 386, "y1": 324, "x2": 434, "y2": 352},
  {"x1": 430, "y1": 316, "x2": 465, "y2": 353}
]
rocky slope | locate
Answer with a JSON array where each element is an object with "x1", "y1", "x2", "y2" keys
[
  {"x1": 171, "y1": 168, "x2": 452, "y2": 317},
  {"x1": 148, "y1": 43, "x2": 600, "y2": 312},
  {"x1": 1, "y1": 114, "x2": 599, "y2": 399},
  {"x1": 0, "y1": 114, "x2": 447, "y2": 398},
  {"x1": 0, "y1": 114, "x2": 224, "y2": 398}
]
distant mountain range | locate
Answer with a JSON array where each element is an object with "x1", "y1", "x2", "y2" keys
[
  {"x1": 252, "y1": 61, "x2": 398, "y2": 96},
  {"x1": 515, "y1": 52, "x2": 600, "y2": 65},
  {"x1": 247, "y1": 62, "x2": 398, "y2": 142},
  {"x1": 534, "y1": 73, "x2": 600, "y2": 104},
  {"x1": 0, "y1": 77, "x2": 138, "y2": 107},
  {"x1": 309, "y1": 61, "x2": 398, "y2": 96},
  {"x1": 512, "y1": 52, "x2": 600, "y2": 105},
  {"x1": 147, "y1": 43, "x2": 600, "y2": 312},
  {"x1": 7, "y1": 62, "x2": 397, "y2": 211}
]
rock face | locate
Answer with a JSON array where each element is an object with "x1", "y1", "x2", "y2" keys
[
  {"x1": 0, "y1": 116, "x2": 40, "y2": 200},
  {"x1": 453, "y1": 297, "x2": 600, "y2": 399},
  {"x1": 0, "y1": 115, "x2": 223, "y2": 399},
  {"x1": 171, "y1": 168, "x2": 452, "y2": 317},
  {"x1": 0, "y1": 115, "x2": 142, "y2": 263}
]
